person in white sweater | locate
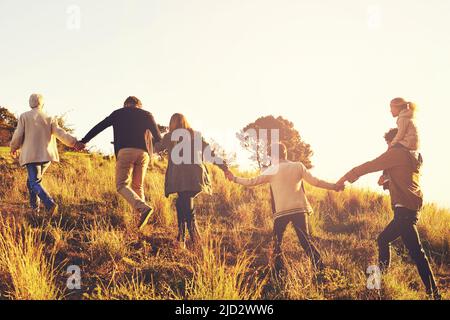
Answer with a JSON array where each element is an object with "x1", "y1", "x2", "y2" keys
[
  {"x1": 226, "y1": 142, "x2": 342, "y2": 273},
  {"x1": 10, "y1": 93, "x2": 82, "y2": 215}
]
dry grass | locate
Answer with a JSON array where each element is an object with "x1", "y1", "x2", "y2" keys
[
  {"x1": 0, "y1": 148, "x2": 448, "y2": 300},
  {"x1": 0, "y1": 218, "x2": 62, "y2": 300},
  {"x1": 174, "y1": 236, "x2": 267, "y2": 300}
]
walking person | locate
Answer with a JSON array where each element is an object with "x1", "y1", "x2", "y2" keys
[
  {"x1": 155, "y1": 113, "x2": 229, "y2": 249},
  {"x1": 9, "y1": 93, "x2": 82, "y2": 215},
  {"x1": 336, "y1": 128, "x2": 441, "y2": 299},
  {"x1": 79, "y1": 96, "x2": 162, "y2": 230},
  {"x1": 226, "y1": 142, "x2": 341, "y2": 274}
]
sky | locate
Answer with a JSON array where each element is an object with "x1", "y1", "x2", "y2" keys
[{"x1": 1, "y1": 0, "x2": 449, "y2": 208}]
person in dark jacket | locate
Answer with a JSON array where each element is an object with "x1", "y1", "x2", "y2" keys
[
  {"x1": 155, "y1": 113, "x2": 228, "y2": 249},
  {"x1": 79, "y1": 96, "x2": 162, "y2": 230}
]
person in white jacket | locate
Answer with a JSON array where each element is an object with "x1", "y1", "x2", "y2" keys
[
  {"x1": 10, "y1": 94, "x2": 82, "y2": 215},
  {"x1": 226, "y1": 142, "x2": 342, "y2": 273}
]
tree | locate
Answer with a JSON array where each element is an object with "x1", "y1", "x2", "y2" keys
[
  {"x1": 158, "y1": 124, "x2": 169, "y2": 135},
  {"x1": 236, "y1": 115, "x2": 313, "y2": 169},
  {"x1": 0, "y1": 107, "x2": 18, "y2": 128},
  {"x1": 207, "y1": 138, "x2": 237, "y2": 167},
  {"x1": 0, "y1": 107, "x2": 17, "y2": 146},
  {"x1": 54, "y1": 113, "x2": 76, "y2": 152}
]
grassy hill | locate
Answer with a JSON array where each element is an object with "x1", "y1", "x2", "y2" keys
[{"x1": 0, "y1": 146, "x2": 448, "y2": 300}]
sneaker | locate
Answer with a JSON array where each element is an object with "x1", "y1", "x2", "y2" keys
[
  {"x1": 428, "y1": 290, "x2": 442, "y2": 301},
  {"x1": 46, "y1": 203, "x2": 59, "y2": 216},
  {"x1": 138, "y1": 207, "x2": 154, "y2": 230}
]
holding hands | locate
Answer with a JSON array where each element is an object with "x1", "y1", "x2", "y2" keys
[
  {"x1": 73, "y1": 141, "x2": 86, "y2": 152},
  {"x1": 224, "y1": 169, "x2": 235, "y2": 182},
  {"x1": 334, "y1": 175, "x2": 348, "y2": 192}
]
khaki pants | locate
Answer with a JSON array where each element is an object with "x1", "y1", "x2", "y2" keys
[{"x1": 116, "y1": 148, "x2": 151, "y2": 214}]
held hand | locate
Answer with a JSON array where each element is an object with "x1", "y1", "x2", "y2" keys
[
  {"x1": 334, "y1": 183, "x2": 345, "y2": 192},
  {"x1": 224, "y1": 170, "x2": 234, "y2": 182},
  {"x1": 335, "y1": 176, "x2": 348, "y2": 192},
  {"x1": 336, "y1": 177, "x2": 346, "y2": 186},
  {"x1": 74, "y1": 141, "x2": 86, "y2": 151},
  {"x1": 10, "y1": 150, "x2": 18, "y2": 158}
]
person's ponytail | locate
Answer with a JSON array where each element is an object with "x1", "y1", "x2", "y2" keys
[{"x1": 408, "y1": 101, "x2": 417, "y2": 112}]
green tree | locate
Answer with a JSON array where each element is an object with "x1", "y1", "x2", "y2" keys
[{"x1": 237, "y1": 115, "x2": 313, "y2": 169}]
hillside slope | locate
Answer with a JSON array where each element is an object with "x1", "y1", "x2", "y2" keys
[{"x1": 0, "y1": 147, "x2": 448, "y2": 300}]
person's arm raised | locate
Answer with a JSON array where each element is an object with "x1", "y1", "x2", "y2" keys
[
  {"x1": 202, "y1": 138, "x2": 229, "y2": 172},
  {"x1": 80, "y1": 115, "x2": 113, "y2": 145},
  {"x1": 232, "y1": 166, "x2": 275, "y2": 187},
  {"x1": 51, "y1": 118, "x2": 77, "y2": 147},
  {"x1": 301, "y1": 163, "x2": 339, "y2": 191},
  {"x1": 339, "y1": 148, "x2": 399, "y2": 185}
]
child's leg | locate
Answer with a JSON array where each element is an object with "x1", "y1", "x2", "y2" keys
[
  {"x1": 292, "y1": 213, "x2": 324, "y2": 271},
  {"x1": 273, "y1": 216, "x2": 289, "y2": 272}
]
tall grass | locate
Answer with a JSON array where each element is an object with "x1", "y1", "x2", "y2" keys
[
  {"x1": 173, "y1": 235, "x2": 267, "y2": 300},
  {"x1": 0, "y1": 218, "x2": 62, "y2": 300},
  {"x1": 86, "y1": 219, "x2": 129, "y2": 263}
]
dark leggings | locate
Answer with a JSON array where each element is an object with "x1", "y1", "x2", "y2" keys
[
  {"x1": 273, "y1": 213, "x2": 324, "y2": 271},
  {"x1": 377, "y1": 207, "x2": 438, "y2": 295},
  {"x1": 175, "y1": 191, "x2": 200, "y2": 242}
]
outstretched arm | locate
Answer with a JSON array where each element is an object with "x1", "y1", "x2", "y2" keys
[
  {"x1": 80, "y1": 115, "x2": 113, "y2": 145},
  {"x1": 337, "y1": 148, "x2": 399, "y2": 186},
  {"x1": 202, "y1": 138, "x2": 229, "y2": 172},
  {"x1": 51, "y1": 118, "x2": 77, "y2": 147},
  {"x1": 301, "y1": 163, "x2": 338, "y2": 191},
  {"x1": 229, "y1": 166, "x2": 275, "y2": 187}
]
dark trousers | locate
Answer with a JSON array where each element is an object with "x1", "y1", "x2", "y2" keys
[
  {"x1": 273, "y1": 213, "x2": 324, "y2": 271},
  {"x1": 377, "y1": 207, "x2": 438, "y2": 295},
  {"x1": 175, "y1": 191, "x2": 200, "y2": 243},
  {"x1": 25, "y1": 162, "x2": 54, "y2": 210}
]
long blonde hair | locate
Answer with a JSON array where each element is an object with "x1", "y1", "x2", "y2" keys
[
  {"x1": 169, "y1": 113, "x2": 194, "y2": 136},
  {"x1": 390, "y1": 97, "x2": 417, "y2": 113}
]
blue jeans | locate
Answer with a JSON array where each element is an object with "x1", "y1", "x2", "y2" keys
[{"x1": 26, "y1": 162, "x2": 54, "y2": 210}]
